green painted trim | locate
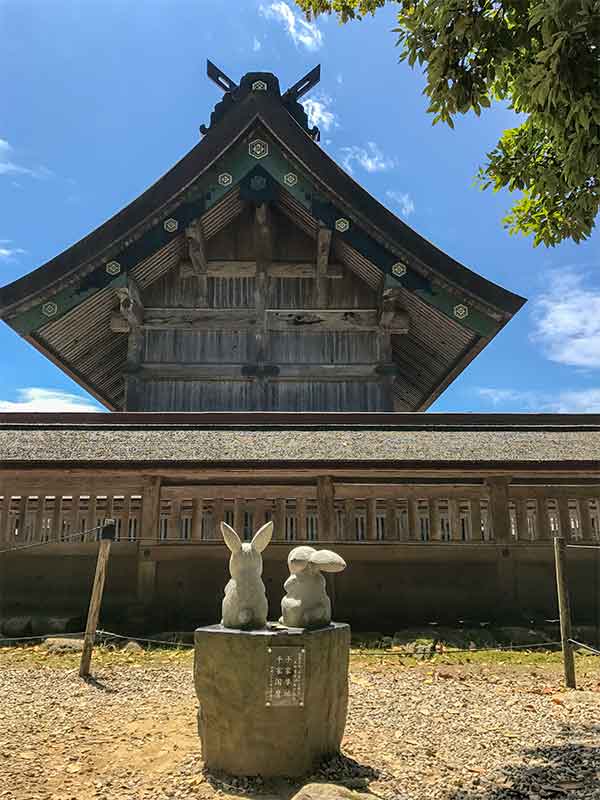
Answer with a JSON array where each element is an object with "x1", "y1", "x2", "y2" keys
[{"x1": 12, "y1": 128, "x2": 498, "y2": 339}]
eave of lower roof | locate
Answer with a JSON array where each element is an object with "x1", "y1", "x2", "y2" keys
[{"x1": 1, "y1": 411, "x2": 599, "y2": 430}]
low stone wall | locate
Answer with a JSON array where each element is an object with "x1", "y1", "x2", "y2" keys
[{"x1": 1, "y1": 543, "x2": 598, "y2": 634}]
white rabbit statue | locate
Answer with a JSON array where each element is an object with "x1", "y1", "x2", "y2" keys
[
  {"x1": 220, "y1": 520, "x2": 273, "y2": 630},
  {"x1": 280, "y1": 545, "x2": 346, "y2": 629}
]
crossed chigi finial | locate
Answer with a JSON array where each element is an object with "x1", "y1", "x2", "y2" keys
[{"x1": 200, "y1": 60, "x2": 322, "y2": 140}]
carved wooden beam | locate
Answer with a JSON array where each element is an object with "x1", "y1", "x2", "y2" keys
[
  {"x1": 115, "y1": 279, "x2": 143, "y2": 329},
  {"x1": 180, "y1": 218, "x2": 208, "y2": 306},
  {"x1": 316, "y1": 226, "x2": 332, "y2": 306},
  {"x1": 113, "y1": 280, "x2": 145, "y2": 404},
  {"x1": 266, "y1": 309, "x2": 379, "y2": 332},
  {"x1": 178, "y1": 260, "x2": 343, "y2": 279},
  {"x1": 138, "y1": 363, "x2": 394, "y2": 381},
  {"x1": 142, "y1": 307, "x2": 381, "y2": 331},
  {"x1": 253, "y1": 203, "x2": 273, "y2": 375},
  {"x1": 186, "y1": 219, "x2": 208, "y2": 277},
  {"x1": 254, "y1": 203, "x2": 273, "y2": 266},
  {"x1": 378, "y1": 287, "x2": 409, "y2": 333}
]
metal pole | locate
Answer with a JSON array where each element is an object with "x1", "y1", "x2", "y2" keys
[
  {"x1": 554, "y1": 536, "x2": 576, "y2": 689},
  {"x1": 79, "y1": 520, "x2": 115, "y2": 678}
]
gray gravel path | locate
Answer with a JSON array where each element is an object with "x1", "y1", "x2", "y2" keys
[{"x1": 1, "y1": 654, "x2": 599, "y2": 800}]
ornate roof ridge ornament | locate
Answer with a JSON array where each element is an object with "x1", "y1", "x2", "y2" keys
[{"x1": 200, "y1": 60, "x2": 321, "y2": 141}]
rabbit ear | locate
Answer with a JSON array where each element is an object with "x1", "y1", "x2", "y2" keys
[
  {"x1": 310, "y1": 549, "x2": 346, "y2": 573},
  {"x1": 288, "y1": 545, "x2": 315, "y2": 573},
  {"x1": 220, "y1": 522, "x2": 242, "y2": 553},
  {"x1": 251, "y1": 520, "x2": 273, "y2": 553}
]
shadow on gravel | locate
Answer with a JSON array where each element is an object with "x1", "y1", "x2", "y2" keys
[
  {"x1": 81, "y1": 674, "x2": 118, "y2": 693},
  {"x1": 448, "y1": 736, "x2": 600, "y2": 800},
  {"x1": 202, "y1": 753, "x2": 380, "y2": 798}
]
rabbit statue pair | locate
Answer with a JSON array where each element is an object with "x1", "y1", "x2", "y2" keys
[{"x1": 220, "y1": 521, "x2": 346, "y2": 630}]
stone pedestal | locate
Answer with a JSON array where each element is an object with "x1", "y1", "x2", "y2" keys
[{"x1": 194, "y1": 622, "x2": 350, "y2": 777}]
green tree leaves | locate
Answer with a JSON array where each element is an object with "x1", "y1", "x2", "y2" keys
[{"x1": 294, "y1": 0, "x2": 600, "y2": 246}]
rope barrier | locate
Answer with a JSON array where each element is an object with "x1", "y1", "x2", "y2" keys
[
  {"x1": 566, "y1": 544, "x2": 600, "y2": 550},
  {"x1": 0, "y1": 524, "x2": 103, "y2": 555},
  {"x1": 0, "y1": 631, "x2": 85, "y2": 644},
  {"x1": 97, "y1": 629, "x2": 194, "y2": 649},
  {"x1": 1, "y1": 629, "x2": 567, "y2": 654},
  {"x1": 569, "y1": 639, "x2": 600, "y2": 656},
  {"x1": 353, "y1": 640, "x2": 563, "y2": 655}
]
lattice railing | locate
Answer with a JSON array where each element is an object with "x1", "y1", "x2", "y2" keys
[{"x1": 2, "y1": 484, "x2": 598, "y2": 547}]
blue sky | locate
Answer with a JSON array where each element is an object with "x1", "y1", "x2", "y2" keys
[{"x1": 1, "y1": 0, "x2": 599, "y2": 413}]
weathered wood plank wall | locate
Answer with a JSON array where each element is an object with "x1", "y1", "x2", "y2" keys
[{"x1": 135, "y1": 206, "x2": 389, "y2": 412}]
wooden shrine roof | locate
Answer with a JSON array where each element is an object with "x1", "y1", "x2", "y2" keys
[
  {"x1": 1, "y1": 413, "x2": 599, "y2": 469},
  {"x1": 0, "y1": 69, "x2": 526, "y2": 411}
]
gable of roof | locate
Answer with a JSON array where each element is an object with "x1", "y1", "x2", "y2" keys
[{"x1": 0, "y1": 71, "x2": 526, "y2": 411}]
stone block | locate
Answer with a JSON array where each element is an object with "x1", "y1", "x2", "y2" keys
[{"x1": 194, "y1": 623, "x2": 350, "y2": 777}]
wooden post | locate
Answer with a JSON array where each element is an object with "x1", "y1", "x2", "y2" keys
[
  {"x1": 79, "y1": 520, "x2": 115, "y2": 678},
  {"x1": 554, "y1": 536, "x2": 576, "y2": 689},
  {"x1": 515, "y1": 498, "x2": 528, "y2": 541},
  {"x1": 296, "y1": 497, "x2": 307, "y2": 542},
  {"x1": 274, "y1": 498, "x2": 286, "y2": 541},
  {"x1": 344, "y1": 498, "x2": 355, "y2": 542},
  {"x1": 558, "y1": 498, "x2": 573, "y2": 542},
  {"x1": 192, "y1": 498, "x2": 204, "y2": 541},
  {"x1": 449, "y1": 499, "x2": 461, "y2": 542},
  {"x1": 536, "y1": 494, "x2": 550, "y2": 541},
  {"x1": 471, "y1": 498, "x2": 483, "y2": 542},
  {"x1": 366, "y1": 498, "x2": 378, "y2": 541},
  {"x1": 429, "y1": 498, "x2": 441, "y2": 541},
  {"x1": 234, "y1": 498, "x2": 244, "y2": 537},
  {"x1": 485, "y1": 478, "x2": 511, "y2": 542},
  {"x1": 17, "y1": 495, "x2": 28, "y2": 543},
  {"x1": 33, "y1": 496, "x2": 45, "y2": 543},
  {"x1": 385, "y1": 499, "x2": 397, "y2": 541},
  {"x1": 407, "y1": 499, "x2": 418, "y2": 541},
  {"x1": 580, "y1": 499, "x2": 593, "y2": 542},
  {"x1": 317, "y1": 476, "x2": 334, "y2": 541}
]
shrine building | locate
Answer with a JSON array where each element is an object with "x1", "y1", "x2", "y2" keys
[{"x1": 1, "y1": 64, "x2": 598, "y2": 632}]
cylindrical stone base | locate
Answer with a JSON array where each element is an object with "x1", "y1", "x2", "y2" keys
[{"x1": 194, "y1": 622, "x2": 350, "y2": 777}]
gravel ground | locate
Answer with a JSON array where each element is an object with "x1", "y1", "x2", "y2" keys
[{"x1": 1, "y1": 649, "x2": 599, "y2": 800}]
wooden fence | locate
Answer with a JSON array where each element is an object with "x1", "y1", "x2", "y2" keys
[{"x1": 2, "y1": 481, "x2": 600, "y2": 546}]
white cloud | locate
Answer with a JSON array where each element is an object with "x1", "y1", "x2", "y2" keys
[
  {"x1": 0, "y1": 240, "x2": 26, "y2": 261},
  {"x1": 0, "y1": 388, "x2": 101, "y2": 413},
  {"x1": 531, "y1": 268, "x2": 600, "y2": 369},
  {"x1": 259, "y1": 2, "x2": 323, "y2": 50},
  {"x1": 477, "y1": 387, "x2": 600, "y2": 413},
  {"x1": 0, "y1": 138, "x2": 51, "y2": 179},
  {"x1": 253, "y1": 36, "x2": 262, "y2": 52},
  {"x1": 386, "y1": 189, "x2": 415, "y2": 217},
  {"x1": 301, "y1": 94, "x2": 337, "y2": 132},
  {"x1": 340, "y1": 142, "x2": 397, "y2": 175}
]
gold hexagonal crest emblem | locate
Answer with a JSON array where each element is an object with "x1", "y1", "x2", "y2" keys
[
  {"x1": 453, "y1": 304, "x2": 469, "y2": 320},
  {"x1": 283, "y1": 172, "x2": 298, "y2": 187},
  {"x1": 218, "y1": 172, "x2": 233, "y2": 187},
  {"x1": 249, "y1": 139, "x2": 269, "y2": 160},
  {"x1": 105, "y1": 260, "x2": 121, "y2": 276},
  {"x1": 163, "y1": 218, "x2": 179, "y2": 233},
  {"x1": 42, "y1": 301, "x2": 58, "y2": 318},
  {"x1": 335, "y1": 218, "x2": 350, "y2": 233},
  {"x1": 391, "y1": 262, "x2": 407, "y2": 278}
]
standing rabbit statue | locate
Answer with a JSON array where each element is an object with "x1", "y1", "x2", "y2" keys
[
  {"x1": 220, "y1": 520, "x2": 273, "y2": 630},
  {"x1": 280, "y1": 545, "x2": 346, "y2": 629}
]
